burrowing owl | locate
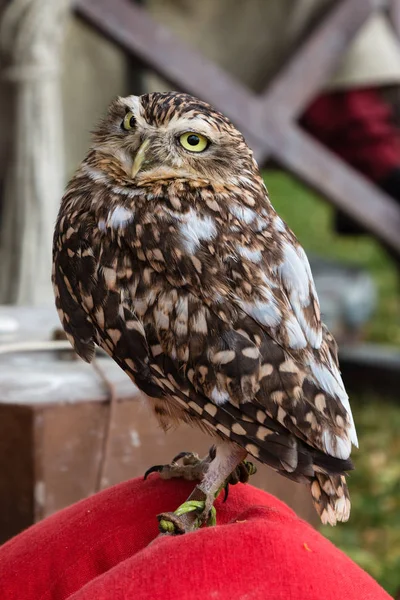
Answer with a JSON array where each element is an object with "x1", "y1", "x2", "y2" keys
[{"x1": 53, "y1": 92, "x2": 357, "y2": 534}]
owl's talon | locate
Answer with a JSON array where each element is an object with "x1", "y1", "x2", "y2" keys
[
  {"x1": 221, "y1": 459, "x2": 257, "y2": 489},
  {"x1": 171, "y1": 451, "x2": 191, "y2": 463},
  {"x1": 144, "y1": 447, "x2": 216, "y2": 483},
  {"x1": 171, "y1": 451, "x2": 201, "y2": 466},
  {"x1": 223, "y1": 484, "x2": 230, "y2": 503},
  {"x1": 144, "y1": 465, "x2": 164, "y2": 480},
  {"x1": 216, "y1": 460, "x2": 256, "y2": 503},
  {"x1": 245, "y1": 461, "x2": 257, "y2": 476}
]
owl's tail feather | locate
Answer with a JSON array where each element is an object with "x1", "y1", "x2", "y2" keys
[{"x1": 310, "y1": 473, "x2": 350, "y2": 526}]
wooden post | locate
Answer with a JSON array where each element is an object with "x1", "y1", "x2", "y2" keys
[{"x1": 0, "y1": 0, "x2": 70, "y2": 304}]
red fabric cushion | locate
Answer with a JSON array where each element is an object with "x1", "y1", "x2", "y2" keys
[{"x1": 1, "y1": 477, "x2": 390, "y2": 600}]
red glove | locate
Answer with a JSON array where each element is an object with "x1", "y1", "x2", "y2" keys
[{"x1": 1, "y1": 476, "x2": 390, "y2": 600}]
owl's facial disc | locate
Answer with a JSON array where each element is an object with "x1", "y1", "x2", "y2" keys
[
  {"x1": 92, "y1": 93, "x2": 253, "y2": 185},
  {"x1": 115, "y1": 98, "x2": 220, "y2": 181}
]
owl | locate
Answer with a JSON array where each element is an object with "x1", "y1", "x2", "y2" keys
[{"x1": 53, "y1": 92, "x2": 358, "y2": 534}]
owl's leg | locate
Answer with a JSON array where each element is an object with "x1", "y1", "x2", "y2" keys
[
  {"x1": 144, "y1": 447, "x2": 216, "y2": 482},
  {"x1": 157, "y1": 442, "x2": 248, "y2": 535},
  {"x1": 145, "y1": 445, "x2": 256, "y2": 491}
]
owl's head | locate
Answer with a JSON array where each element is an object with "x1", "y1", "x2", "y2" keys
[{"x1": 90, "y1": 92, "x2": 256, "y2": 186}]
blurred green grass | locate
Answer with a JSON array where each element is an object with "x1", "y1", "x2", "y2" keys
[
  {"x1": 264, "y1": 169, "x2": 400, "y2": 597},
  {"x1": 323, "y1": 400, "x2": 400, "y2": 597}
]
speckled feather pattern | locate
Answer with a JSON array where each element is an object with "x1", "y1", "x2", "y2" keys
[{"x1": 53, "y1": 92, "x2": 357, "y2": 525}]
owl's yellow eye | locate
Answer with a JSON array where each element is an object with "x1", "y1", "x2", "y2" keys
[
  {"x1": 179, "y1": 132, "x2": 209, "y2": 152},
  {"x1": 122, "y1": 111, "x2": 136, "y2": 131}
]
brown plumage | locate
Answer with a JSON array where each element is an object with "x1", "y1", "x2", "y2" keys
[{"x1": 53, "y1": 92, "x2": 357, "y2": 528}]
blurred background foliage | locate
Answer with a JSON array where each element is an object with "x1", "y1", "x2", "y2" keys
[{"x1": 265, "y1": 169, "x2": 400, "y2": 597}]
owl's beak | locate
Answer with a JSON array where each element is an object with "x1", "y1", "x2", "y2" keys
[{"x1": 131, "y1": 139, "x2": 151, "y2": 178}]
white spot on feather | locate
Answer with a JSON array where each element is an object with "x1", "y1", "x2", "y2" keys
[
  {"x1": 299, "y1": 315, "x2": 322, "y2": 349},
  {"x1": 83, "y1": 164, "x2": 110, "y2": 185},
  {"x1": 309, "y1": 357, "x2": 358, "y2": 448},
  {"x1": 254, "y1": 209, "x2": 270, "y2": 232},
  {"x1": 240, "y1": 298, "x2": 282, "y2": 327},
  {"x1": 284, "y1": 314, "x2": 307, "y2": 349},
  {"x1": 322, "y1": 430, "x2": 351, "y2": 460},
  {"x1": 192, "y1": 311, "x2": 208, "y2": 334},
  {"x1": 274, "y1": 215, "x2": 286, "y2": 232},
  {"x1": 320, "y1": 503, "x2": 337, "y2": 526},
  {"x1": 153, "y1": 309, "x2": 169, "y2": 330},
  {"x1": 204, "y1": 403, "x2": 218, "y2": 417},
  {"x1": 174, "y1": 296, "x2": 188, "y2": 336},
  {"x1": 237, "y1": 246, "x2": 262, "y2": 263},
  {"x1": 239, "y1": 175, "x2": 257, "y2": 189},
  {"x1": 98, "y1": 206, "x2": 135, "y2": 231},
  {"x1": 216, "y1": 423, "x2": 231, "y2": 437},
  {"x1": 102, "y1": 267, "x2": 117, "y2": 290},
  {"x1": 242, "y1": 346, "x2": 259, "y2": 359},
  {"x1": 210, "y1": 387, "x2": 230, "y2": 405},
  {"x1": 179, "y1": 209, "x2": 217, "y2": 254},
  {"x1": 279, "y1": 242, "x2": 311, "y2": 305},
  {"x1": 260, "y1": 273, "x2": 278, "y2": 289},
  {"x1": 278, "y1": 242, "x2": 322, "y2": 348},
  {"x1": 335, "y1": 495, "x2": 350, "y2": 522},
  {"x1": 211, "y1": 350, "x2": 235, "y2": 365},
  {"x1": 229, "y1": 204, "x2": 257, "y2": 224},
  {"x1": 108, "y1": 206, "x2": 135, "y2": 228}
]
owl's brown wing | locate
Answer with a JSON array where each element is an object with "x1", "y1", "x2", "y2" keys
[
  {"x1": 225, "y1": 225, "x2": 358, "y2": 461},
  {"x1": 52, "y1": 215, "x2": 162, "y2": 398},
  {"x1": 52, "y1": 231, "x2": 97, "y2": 363},
  {"x1": 133, "y1": 200, "x2": 357, "y2": 463},
  {"x1": 145, "y1": 282, "x2": 355, "y2": 469}
]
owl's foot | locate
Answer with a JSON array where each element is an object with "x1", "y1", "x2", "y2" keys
[
  {"x1": 221, "y1": 459, "x2": 257, "y2": 501},
  {"x1": 144, "y1": 446, "x2": 216, "y2": 483},
  {"x1": 156, "y1": 442, "x2": 248, "y2": 535},
  {"x1": 157, "y1": 461, "x2": 257, "y2": 533}
]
